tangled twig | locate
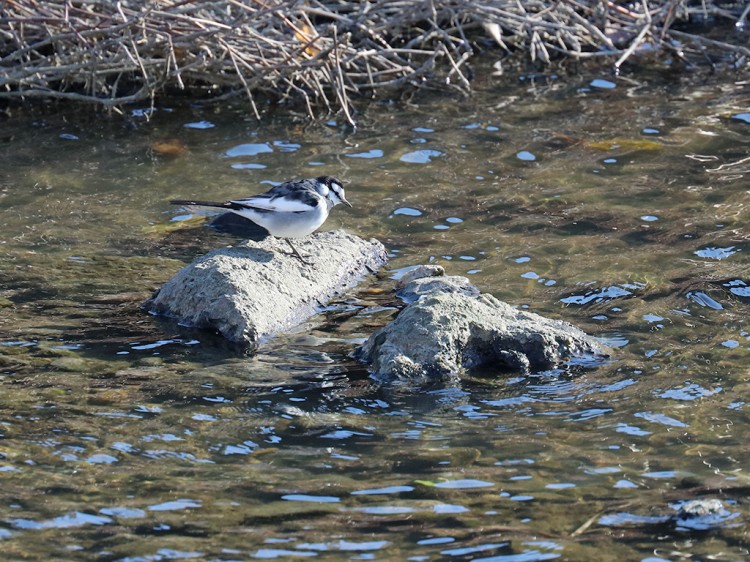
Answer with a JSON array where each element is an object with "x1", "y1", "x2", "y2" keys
[{"x1": 0, "y1": 1, "x2": 747, "y2": 123}]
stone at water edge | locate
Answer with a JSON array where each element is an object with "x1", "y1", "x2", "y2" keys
[
  {"x1": 356, "y1": 273, "x2": 606, "y2": 382},
  {"x1": 397, "y1": 274, "x2": 479, "y2": 303},
  {"x1": 146, "y1": 230, "x2": 388, "y2": 345},
  {"x1": 395, "y1": 264, "x2": 445, "y2": 286}
]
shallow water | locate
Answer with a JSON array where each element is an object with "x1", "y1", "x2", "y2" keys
[{"x1": 1, "y1": 67, "x2": 750, "y2": 560}]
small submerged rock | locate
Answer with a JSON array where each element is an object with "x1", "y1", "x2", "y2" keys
[
  {"x1": 599, "y1": 498, "x2": 741, "y2": 532},
  {"x1": 396, "y1": 264, "x2": 445, "y2": 286},
  {"x1": 674, "y1": 499, "x2": 740, "y2": 531},
  {"x1": 357, "y1": 267, "x2": 605, "y2": 382},
  {"x1": 146, "y1": 230, "x2": 387, "y2": 345},
  {"x1": 397, "y1": 275, "x2": 479, "y2": 303}
]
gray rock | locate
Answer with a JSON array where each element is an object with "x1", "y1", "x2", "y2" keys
[
  {"x1": 397, "y1": 275, "x2": 479, "y2": 303},
  {"x1": 356, "y1": 289, "x2": 604, "y2": 382},
  {"x1": 396, "y1": 264, "x2": 445, "y2": 286},
  {"x1": 147, "y1": 230, "x2": 387, "y2": 344},
  {"x1": 676, "y1": 499, "x2": 725, "y2": 518},
  {"x1": 674, "y1": 499, "x2": 739, "y2": 530}
]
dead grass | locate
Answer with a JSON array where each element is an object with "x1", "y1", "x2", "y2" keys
[{"x1": 1, "y1": 1, "x2": 748, "y2": 125}]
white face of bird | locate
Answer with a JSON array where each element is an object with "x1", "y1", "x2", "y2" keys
[
  {"x1": 317, "y1": 176, "x2": 351, "y2": 207},
  {"x1": 329, "y1": 181, "x2": 352, "y2": 207}
]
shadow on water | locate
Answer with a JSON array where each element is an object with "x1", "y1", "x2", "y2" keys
[{"x1": 1, "y1": 63, "x2": 749, "y2": 559}]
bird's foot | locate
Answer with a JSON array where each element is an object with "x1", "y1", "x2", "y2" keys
[
  {"x1": 282, "y1": 251, "x2": 312, "y2": 265},
  {"x1": 283, "y1": 239, "x2": 313, "y2": 265}
]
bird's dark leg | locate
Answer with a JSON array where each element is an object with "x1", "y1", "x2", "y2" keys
[{"x1": 284, "y1": 239, "x2": 312, "y2": 265}]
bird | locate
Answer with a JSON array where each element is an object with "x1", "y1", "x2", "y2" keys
[{"x1": 170, "y1": 175, "x2": 351, "y2": 264}]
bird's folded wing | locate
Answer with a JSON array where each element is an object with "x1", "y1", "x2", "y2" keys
[{"x1": 231, "y1": 195, "x2": 318, "y2": 213}]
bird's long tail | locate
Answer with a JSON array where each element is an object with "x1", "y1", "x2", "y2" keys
[{"x1": 170, "y1": 199, "x2": 245, "y2": 210}]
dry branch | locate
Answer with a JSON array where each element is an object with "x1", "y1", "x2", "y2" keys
[{"x1": 0, "y1": 0, "x2": 747, "y2": 121}]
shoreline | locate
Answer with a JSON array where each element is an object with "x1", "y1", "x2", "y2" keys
[{"x1": 1, "y1": 1, "x2": 748, "y2": 124}]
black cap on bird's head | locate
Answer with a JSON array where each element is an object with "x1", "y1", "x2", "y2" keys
[{"x1": 315, "y1": 175, "x2": 351, "y2": 207}]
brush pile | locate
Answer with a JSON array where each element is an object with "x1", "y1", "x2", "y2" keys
[{"x1": 1, "y1": 1, "x2": 748, "y2": 122}]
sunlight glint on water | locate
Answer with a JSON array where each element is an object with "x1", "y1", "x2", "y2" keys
[{"x1": 0, "y1": 69, "x2": 749, "y2": 559}]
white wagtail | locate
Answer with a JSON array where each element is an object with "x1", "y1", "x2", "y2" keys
[{"x1": 170, "y1": 175, "x2": 351, "y2": 264}]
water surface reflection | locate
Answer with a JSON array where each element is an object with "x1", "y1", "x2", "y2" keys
[{"x1": 1, "y1": 68, "x2": 749, "y2": 559}]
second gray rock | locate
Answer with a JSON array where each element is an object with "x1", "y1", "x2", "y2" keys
[{"x1": 357, "y1": 274, "x2": 605, "y2": 382}]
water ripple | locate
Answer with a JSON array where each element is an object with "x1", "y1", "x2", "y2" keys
[
  {"x1": 560, "y1": 283, "x2": 645, "y2": 305},
  {"x1": 400, "y1": 149, "x2": 443, "y2": 163}
]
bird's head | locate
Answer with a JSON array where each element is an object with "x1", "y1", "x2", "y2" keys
[{"x1": 316, "y1": 176, "x2": 352, "y2": 208}]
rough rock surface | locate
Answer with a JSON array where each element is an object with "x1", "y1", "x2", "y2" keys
[
  {"x1": 397, "y1": 275, "x2": 479, "y2": 303},
  {"x1": 674, "y1": 499, "x2": 739, "y2": 530},
  {"x1": 396, "y1": 264, "x2": 445, "y2": 286},
  {"x1": 147, "y1": 230, "x2": 387, "y2": 344},
  {"x1": 357, "y1": 273, "x2": 604, "y2": 382}
]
